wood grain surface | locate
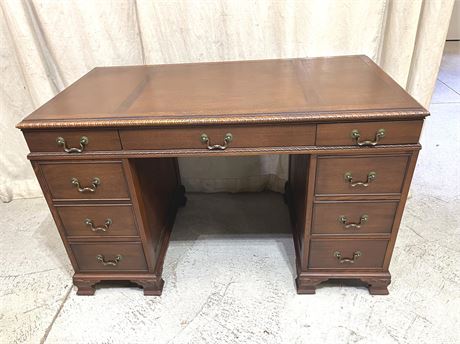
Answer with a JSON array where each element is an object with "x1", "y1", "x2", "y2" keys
[{"x1": 17, "y1": 56, "x2": 427, "y2": 129}]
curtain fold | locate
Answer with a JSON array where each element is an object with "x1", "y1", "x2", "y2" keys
[{"x1": 0, "y1": 0, "x2": 454, "y2": 202}]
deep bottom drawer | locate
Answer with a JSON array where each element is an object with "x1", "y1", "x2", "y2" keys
[
  {"x1": 71, "y1": 242, "x2": 148, "y2": 272},
  {"x1": 309, "y1": 239, "x2": 388, "y2": 269}
]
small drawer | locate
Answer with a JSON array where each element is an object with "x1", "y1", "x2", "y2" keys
[
  {"x1": 309, "y1": 239, "x2": 388, "y2": 269},
  {"x1": 316, "y1": 120, "x2": 423, "y2": 146},
  {"x1": 56, "y1": 205, "x2": 139, "y2": 238},
  {"x1": 119, "y1": 124, "x2": 316, "y2": 150},
  {"x1": 40, "y1": 161, "x2": 130, "y2": 201},
  {"x1": 71, "y1": 242, "x2": 148, "y2": 272},
  {"x1": 312, "y1": 201, "x2": 398, "y2": 235},
  {"x1": 315, "y1": 155, "x2": 409, "y2": 195},
  {"x1": 24, "y1": 129, "x2": 121, "y2": 153}
]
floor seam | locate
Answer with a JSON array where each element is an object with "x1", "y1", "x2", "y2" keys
[
  {"x1": 40, "y1": 285, "x2": 73, "y2": 344},
  {"x1": 437, "y1": 78, "x2": 460, "y2": 96}
]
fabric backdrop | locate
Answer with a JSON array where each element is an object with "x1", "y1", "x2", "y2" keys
[{"x1": 0, "y1": 0, "x2": 454, "y2": 202}]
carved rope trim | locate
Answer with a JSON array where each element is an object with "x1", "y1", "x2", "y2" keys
[
  {"x1": 26, "y1": 143, "x2": 422, "y2": 160},
  {"x1": 17, "y1": 110, "x2": 429, "y2": 129}
]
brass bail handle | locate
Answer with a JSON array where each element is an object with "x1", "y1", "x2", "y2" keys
[
  {"x1": 338, "y1": 214, "x2": 369, "y2": 229},
  {"x1": 334, "y1": 251, "x2": 362, "y2": 264},
  {"x1": 96, "y1": 254, "x2": 122, "y2": 266},
  {"x1": 344, "y1": 171, "x2": 376, "y2": 187},
  {"x1": 56, "y1": 136, "x2": 89, "y2": 153},
  {"x1": 351, "y1": 128, "x2": 385, "y2": 146},
  {"x1": 84, "y1": 218, "x2": 112, "y2": 232},
  {"x1": 71, "y1": 177, "x2": 101, "y2": 193},
  {"x1": 200, "y1": 133, "x2": 233, "y2": 150}
]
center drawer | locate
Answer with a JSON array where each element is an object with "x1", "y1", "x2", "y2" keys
[
  {"x1": 119, "y1": 124, "x2": 316, "y2": 150},
  {"x1": 40, "y1": 161, "x2": 130, "y2": 201}
]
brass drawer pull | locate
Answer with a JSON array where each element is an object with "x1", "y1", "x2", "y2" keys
[
  {"x1": 344, "y1": 171, "x2": 376, "y2": 187},
  {"x1": 56, "y1": 136, "x2": 89, "y2": 153},
  {"x1": 84, "y1": 218, "x2": 112, "y2": 232},
  {"x1": 71, "y1": 177, "x2": 101, "y2": 193},
  {"x1": 338, "y1": 214, "x2": 369, "y2": 229},
  {"x1": 351, "y1": 128, "x2": 385, "y2": 146},
  {"x1": 200, "y1": 133, "x2": 233, "y2": 150},
  {"x1": 334, "y1": 251, "x2": 362, "y2": 264},
  {"x1": 96, "y1": 254, "x2": 122, "y2": 266}
]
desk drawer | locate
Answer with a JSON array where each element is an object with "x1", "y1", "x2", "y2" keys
[
  {"x1": 312, "y1": 201, "x2": 398, "y2": 235},
  {"x1": 309, "y1": 239, "x2": 388, "y2": 269},
  {"x1": 316, "y1": 120, "x2": 423, "y2": 146},
  {"x1": 119, "y1": 124, "x2": 316, "y2": 150},
  {"x1": 71, "y1": 242, "x2": 148, "y2": 272},
  {"x1": 40, "y1": 162, "x2": 130, "y2": 200},
  {"x1": 315, "y1": 155, "x2": 409, "y2": 195},
  {"x1": 24, "y1": 130, "x2": 121, "y2": 153},
  {"x1": 56, "y1": 205, "x2": 138, "y2": 238}
]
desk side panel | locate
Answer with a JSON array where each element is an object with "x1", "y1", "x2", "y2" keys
[{"x1": 124, "y1": 158, "x2": 180, "y2": 275}]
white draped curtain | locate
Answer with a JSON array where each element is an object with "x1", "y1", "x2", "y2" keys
[{"x1": 0, "y1": 0, "x2": 454, "y2": 202}]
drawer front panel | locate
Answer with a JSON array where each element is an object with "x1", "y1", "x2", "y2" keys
[
  {"x1": 309, "y1": 239, "x2": 388, "y2": 269},
  {"x1": 24, "y1": 130, "x2": 121, "y2": 152},
  {"x1": 316, "y1": 120, "x2": 423, "y2": 146},
  {"x1": 71, "y1": 242, "x2": 148, "y2": 272},
  {"x1": 40, "y1": 162, "x2": 130, "y2": 200},
  {"x1": 57, "y1": 205, "x2": 138, "y2": 238},
  {"x1": 312, "y1": 201, "x2": 398, "y2": 235},
  {"x1": 120, "y1": 124, "x2": 316, "y2": 150},
  {"x1": 315, "y1": 155, "x2": 409, "y2": 195}
]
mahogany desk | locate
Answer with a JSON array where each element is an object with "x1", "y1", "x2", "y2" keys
[{"x1": 17, "y1": 56, "x2": 428, "y2": 296}]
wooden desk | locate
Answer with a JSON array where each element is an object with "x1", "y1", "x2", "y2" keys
[{"x1": 17, "y1": 56, "x2": 428, "y2": 296}]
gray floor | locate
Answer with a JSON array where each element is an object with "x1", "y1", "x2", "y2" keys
[{"x1": 1, "y1": 42, "x2": 459, "y2": 344}]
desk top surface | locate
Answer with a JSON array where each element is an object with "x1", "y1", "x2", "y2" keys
[{"x1": 18, "y1": 55, "x2": 428, "y2": 129}]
